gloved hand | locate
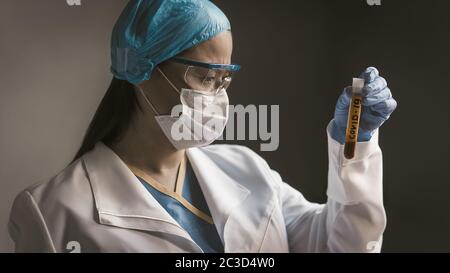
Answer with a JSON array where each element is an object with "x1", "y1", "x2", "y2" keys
[{"x1": 331, "y1": 67, "x2": 397, "y2": 144}]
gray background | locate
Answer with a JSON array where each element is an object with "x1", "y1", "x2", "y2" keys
[{"x1": 0, "y1": 0, "x2": 449, "y2": 252}]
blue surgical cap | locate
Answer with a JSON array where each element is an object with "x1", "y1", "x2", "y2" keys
[{"x1": 110, "y1": 0, "x2": 231, "y2": 85}]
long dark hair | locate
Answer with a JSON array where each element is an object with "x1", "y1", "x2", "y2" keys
[{"x1": 72, "y1": 77, "x2": 142, "y2": 162}]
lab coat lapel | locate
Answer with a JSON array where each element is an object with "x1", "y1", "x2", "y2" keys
[
  {"x1": 187, "y1": 147, "x2": 275, "y2": 253},
  {"x1": 82, "y1": 142, "x2": 202, "y2": 252}
]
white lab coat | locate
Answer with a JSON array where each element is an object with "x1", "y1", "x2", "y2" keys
[{"x1": 8, "y1": 123, "x2": 386, "y2": 253}]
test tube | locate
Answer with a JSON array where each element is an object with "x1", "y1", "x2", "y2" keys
[{"x1": 344, "y1": 78, "x2": 365, "y2": 159}]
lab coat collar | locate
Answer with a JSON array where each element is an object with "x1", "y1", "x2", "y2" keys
[
  {"x1": 82, "y1": 142, "x2": 256, "y2": 252},
  {"x1": 82, "y1": 142, "x2": 203, "y2": 252}
]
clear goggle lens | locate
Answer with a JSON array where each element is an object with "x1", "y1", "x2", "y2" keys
[{"x1": 184, "y1": 66, "x2": 234, "y2": 93}]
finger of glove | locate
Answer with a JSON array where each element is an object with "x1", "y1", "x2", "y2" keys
[
  {"x1": 369, "y1": 97, "x2": 397, "y2": 117},
  {"x1": 335, "y1": 87, "x2": 352, "y2": 110},
  {"x1": 362, "y1": 76, "x2": 387, "y2": 96},
  {"x1": 359, "y1": 67, "x2": 379, "y2": 83},
  {"x1": 361, "y1": 107, "x2": 389, "y2": 131},
  {"x1": 363, "y1": 86, "x2": 392, "y2": 106}
]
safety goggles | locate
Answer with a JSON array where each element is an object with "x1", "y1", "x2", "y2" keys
[{"x1": 169, "y1": 57, "x2": 241, "y2": 94}]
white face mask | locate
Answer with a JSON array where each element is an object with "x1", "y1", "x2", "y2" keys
[{"x1": 138, "y1": 67, "x2": 229, "y2": 150}]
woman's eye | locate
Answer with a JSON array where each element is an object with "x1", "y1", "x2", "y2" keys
[{"x1": 204, "y1": 77, "x2": 215, "y2": 83}]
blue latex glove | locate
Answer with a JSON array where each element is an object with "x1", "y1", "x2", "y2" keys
[{"x1": 331, "y1": 67, "x2": 397, "y2": 144}]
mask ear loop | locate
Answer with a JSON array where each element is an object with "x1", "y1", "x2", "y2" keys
[
  {"x1": 156, "y1": 66, "x2": 181, "y2": 95},
  {"x1": 137, "y1": 66, "x2": 182, "y2": 116},
  {"x1": 137, "y1": 87, "x2": 160, "y2": 116}
]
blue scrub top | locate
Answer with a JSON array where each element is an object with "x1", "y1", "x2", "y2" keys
[{"x1": 136, "y1": 161, "x2": 224, "y2": 253}]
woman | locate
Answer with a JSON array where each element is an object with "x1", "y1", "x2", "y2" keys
[{"x1": 8, "y1": 0, "x2": 396, "y2": 253}]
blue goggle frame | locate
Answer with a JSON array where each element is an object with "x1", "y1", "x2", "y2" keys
[{"x1": 170, "y1": 57, "x2": 241, "y2": 72}]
